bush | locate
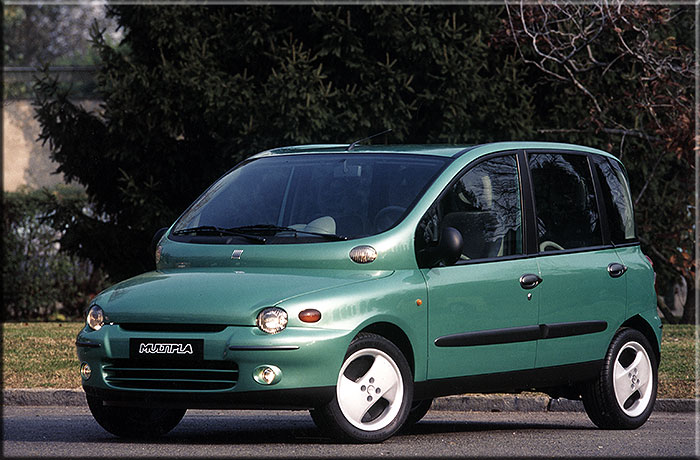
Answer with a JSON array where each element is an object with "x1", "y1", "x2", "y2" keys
[{"x1": 2, "y1": 185, "x2": 109, "y2": 321}]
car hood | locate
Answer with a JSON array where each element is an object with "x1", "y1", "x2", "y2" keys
[{"x1": 94, "y1": 268, "x2": 392, "y2": 325}]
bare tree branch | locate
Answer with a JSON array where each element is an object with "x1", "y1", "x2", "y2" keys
[{"x1": 536, "y1": 127, "x2": 662, "y2": 142}]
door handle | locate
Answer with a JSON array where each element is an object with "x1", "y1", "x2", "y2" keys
[
  {"x1": 608, "y1": 263, "x2": 627, "y2": 278},
  {"x1": 519, "y1": 273, "x2": 542, "y2": 290}
]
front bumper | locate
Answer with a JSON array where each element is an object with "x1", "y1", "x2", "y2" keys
[
  {"x1": 82, "y1": 384, "x2": 335, "y2": 410},
  {"x1": 77, "y1": 324, "x2": 352, "y2": 409}
]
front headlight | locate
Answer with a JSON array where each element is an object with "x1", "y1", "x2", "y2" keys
[
  {"x1": 257, "y1": 307, "x2": 288, "y2": 334},
  {"x1": 86, "y1": 305, "x2": 104, "y2": 331}
]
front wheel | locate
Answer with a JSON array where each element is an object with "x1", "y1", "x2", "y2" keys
[
  {"x1": 582, "y1": 328, "x2": 658, "y2": 429},
  {"x1": 311, "y1": 332, "x2": 413, "y2": 442},
  {"x1": 402, "y1": 399, "x2": 433, "y2": 428},
  {"x1": 86, "y1": 395, "x2": 186, "y2": 438}
]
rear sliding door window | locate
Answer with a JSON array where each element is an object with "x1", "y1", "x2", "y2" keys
[{"x1": 528, "y1": 153, "x2": 602, "y2": 251}]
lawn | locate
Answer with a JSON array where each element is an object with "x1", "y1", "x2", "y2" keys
[
  {"x1": 2, "y1": 321, "x2": 696, "y2": 398},
  {"x1": 3, "y1": 322, "x2": 83, "y2": 389},
  {"x1": 657, "y1": 324, "x2": 697, "y2": 399}
]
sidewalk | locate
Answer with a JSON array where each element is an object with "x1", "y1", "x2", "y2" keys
[{"x1": 3, "y1": 388, "x2": 695, "y2": 412}]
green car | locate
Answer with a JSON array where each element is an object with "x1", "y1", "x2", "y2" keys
[{"x1": 77, "y1": 142, "x2": 661, "y2": 442}]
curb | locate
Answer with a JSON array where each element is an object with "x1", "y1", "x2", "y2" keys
[
  {"x1": 4, "y1": 389, "x2": 87, "y2": 407},
  {"x1": 3, "y1": 389, "x2": 696, "y2": 412},
  {"x1": 431, "y1": 394, "x2": 696, "y2": 413}
]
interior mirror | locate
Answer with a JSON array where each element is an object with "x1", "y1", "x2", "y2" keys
[{"x1": 333, "y1": 160, "x2": 362, "y2": 178}]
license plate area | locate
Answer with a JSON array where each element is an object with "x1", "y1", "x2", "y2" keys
[{"x1": 129, "y1": 338, "x2": 204, "y2": 361}]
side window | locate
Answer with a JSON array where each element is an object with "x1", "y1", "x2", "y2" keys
[
  {"x1": 416, "y1": 155, "x2": 522, "y2": 264},
  {"x1": 528, "y1": 153, "x2": 602, "y2": 251},
  {"x1": 593, "y1": 157, "x2": 636, "y2": 244}
]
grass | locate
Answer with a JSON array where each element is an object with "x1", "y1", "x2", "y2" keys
[
  {"x1": 2, "y1": 322, "x2": 696, "y2": 398},
  {"x1": 658, "y1": 324, "x2": 696, "y2": 399},
  {"x1": 2, "y1": 321, "x2": 84, "y2": 389}
]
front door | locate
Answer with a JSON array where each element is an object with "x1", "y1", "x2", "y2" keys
[
  {"x1": 424, "y1": 258, "x2": 541, "y2": 379},
  {"x1": 416, "y1": 154, "x2": 541, "y2": 380}
]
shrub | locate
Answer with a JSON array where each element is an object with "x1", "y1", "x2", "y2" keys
[{"x1": 2, "y1": 185, "x2": 109, "y2": 321}]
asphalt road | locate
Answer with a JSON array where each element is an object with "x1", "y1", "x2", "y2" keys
[{"x1": 2, "y1": 406, "x2": 696, "y2": 458}]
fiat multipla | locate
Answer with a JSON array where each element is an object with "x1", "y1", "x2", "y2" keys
[{"x1": 77, "y1": 141, "x2": 661, "y2": 442}]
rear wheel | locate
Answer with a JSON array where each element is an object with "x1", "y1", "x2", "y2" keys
[
  {"x1": 311, "y1": 333, "x2": 413, "y2": 442},
  {"x1": 582, "y1": 328, "x2": 658, "y2": 429},
  {"x1": 86, "y1": 395, "x2": 186, "y2": 438}
]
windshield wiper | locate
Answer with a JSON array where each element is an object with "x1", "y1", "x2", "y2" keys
[
  {"x1": 229, "y1": 224, "x2": 348, "y2": 241},
  {"x1": 172, "y1": 226, "x2": 267, "y2": 243}
]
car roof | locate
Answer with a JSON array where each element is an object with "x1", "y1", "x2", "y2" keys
[
  {"x1": 252, "y1": 144, "x2": 475, "y2": 158},
  {"x1": 251, "y1": 142, "x2": 615, "y2": 160}
]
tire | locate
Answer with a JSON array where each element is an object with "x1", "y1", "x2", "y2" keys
[
  {"x1": 402, "y1": 399, "x2": 433, "y2": 428},
  {"x1": 311, "y1": 332, "x2": 413, "y2": 443},
  {"x1": 582, "y1": 328, "x2": 658, "y2": 429},
  {"x1": 86, "y1": 395, "x2": 186, "y2": 438}
]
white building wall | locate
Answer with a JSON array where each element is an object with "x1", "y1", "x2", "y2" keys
[{"x1": 3, "y1": 99, "x2": 97, "y2": 191}]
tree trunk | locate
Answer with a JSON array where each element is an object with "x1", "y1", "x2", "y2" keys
[
  {"x1": 657, "y1": 295, "x2": 680, "y2": 324},
  {"x1": 682, "y1": 284, "x2": 696, "y2": 324}
]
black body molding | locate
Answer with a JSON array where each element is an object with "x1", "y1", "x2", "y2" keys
[{"x1": 434, "y1": 320, "x2": 608, "y2": 348}]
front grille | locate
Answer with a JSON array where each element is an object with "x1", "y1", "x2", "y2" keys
[{"x1": 104, "y1": 359, "x2": 238, "y2": 391}]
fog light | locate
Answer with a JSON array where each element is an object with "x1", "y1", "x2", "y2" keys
[
  {"x1": 253, "y1": 365, "x2": 282, "y2": 385},
  {"x1": 262, "y1": 368, "x2": 275, "y2": 384},
  {"x1": 80, "y1": 362, "x2": 92, "y2": 380}
]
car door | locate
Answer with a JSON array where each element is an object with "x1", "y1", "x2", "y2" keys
[
  {"x1": 417, "y1": 153, "x2": 541, "y2": 380},
  {"x1": 526, "y1": 151, "x2": 626, "y2": 369}
]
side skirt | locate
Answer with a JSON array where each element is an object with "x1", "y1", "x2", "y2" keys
[{"x1": 413, "y1": 360, "x2": 603, "y2": 400}]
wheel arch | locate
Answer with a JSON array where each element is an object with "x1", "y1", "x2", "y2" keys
[
  {"x1": 619, "y1": 315, "x2": 661, "y2": 363},
  {"x1": 358, "y1": 322, "x2": 415, "y2": 377}
]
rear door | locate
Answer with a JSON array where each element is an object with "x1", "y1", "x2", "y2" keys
[{"x1": 526, "y1": 151, "x2": 625, "y2": 369}]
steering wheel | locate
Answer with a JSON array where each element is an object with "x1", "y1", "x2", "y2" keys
[
  {"x1": 374, "y1": 206, "x2": 406, "y2": 233},
  {"x1": 539, "y1": 240, "x2": 565, "y2": 252}
]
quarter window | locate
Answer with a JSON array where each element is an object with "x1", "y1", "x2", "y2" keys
[
  {"x1": 528, "y1": 153, "x2": 602, "y2": 251},
  {"x1": 593, "y1": 157, "x2": 636, "y2": 243},
  {"x1": 417, "y1": 155, "x2": 523, "y2": 264}
]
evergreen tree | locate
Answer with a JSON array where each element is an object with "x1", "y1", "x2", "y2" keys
[{"x1": 34, "y1": 5, "x2": 535, "y2": 281}]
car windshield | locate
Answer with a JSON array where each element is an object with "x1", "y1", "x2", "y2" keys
[{"x1": 171, "y1": 153, "x2": 448, "y2": 243}]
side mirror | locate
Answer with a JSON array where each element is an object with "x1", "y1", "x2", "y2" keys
[
  {"x1": 423, "y1": 226, "x2": 463, "y2": 267},
  {"x1": 149, "y1": 227, "x2": 168, "y2": 261}
]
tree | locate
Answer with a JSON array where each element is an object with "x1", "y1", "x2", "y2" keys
[
  {"x1": 34, "y1": 5, "x2": 536, "y2": 282},
  {"x1": 505, "y1": 1, "x2": 695, "y2": 322},
  {"x1": 3, "y1": 5, "x2": 114, "y2": 67},
  {"x1": 4, "y1": 5, "x2": 119, "y2": 99}
]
